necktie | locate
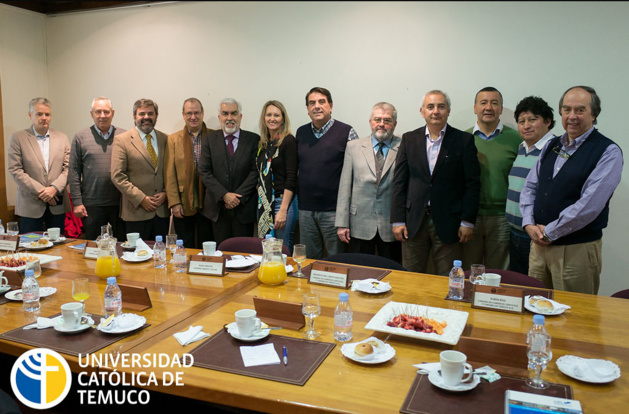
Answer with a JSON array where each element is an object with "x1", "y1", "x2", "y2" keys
[
  {"x1": 376, "y1": 142, "x2": 385, "y2": 170},
  {"x1": 146, "y1": 133, "x2": 158, "y2": 167},
  {"x1": 226, "y1": 135, "x2": 235, "y2": 156}
]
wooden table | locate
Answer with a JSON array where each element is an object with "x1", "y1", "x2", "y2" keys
[{"x1": 1, "y1": 243, "x2": 627, "y2": 413}]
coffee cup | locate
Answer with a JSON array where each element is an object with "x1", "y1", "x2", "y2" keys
[
  {"x1": 61, "y1": 302, "x2": 84, "y2": 329},
  {"x1": 440, "y1": 350, "x2": 474, "y2": 386},
  {"x1": 235, "y1": 309, "x2": 261, "y2": 338},
  {"x1": 482, "y1": 273, "x2": 501, "y2": 286},
  {"x1": 43, "y1": 227, "x2": 60, "y2": 241},
  {"x1": 126, "y1": 232, "x2": 140, "y2": 247},
  {"x1": 203, "y1": 241, "x2": 216, "y2": 256},
  {"x1": 0, "y1": 275, "x2": 8, "y2": 287}
]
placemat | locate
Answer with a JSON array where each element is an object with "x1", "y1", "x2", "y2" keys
[
  {"x1": 293, "y1": 261, "x2": 390, "y2": 282},
  {"x1": 190, "y1": 329, "x2": 335, "y2": 386},
  {"x1": 225, "y1": 254, "x2": 260, "y2": 273},
  {"x1": 0, "y1": 313, "x2": 150, "y2": 356},
  {"x1": 400, "y1": 373, "x2": 572, "y2": 414},
  {"x1": 445, "y1": 281, "x2": 554, "y2": 303}
]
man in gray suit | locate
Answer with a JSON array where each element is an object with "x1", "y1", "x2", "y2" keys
[
  {"x1": 336, "y1": 102, "x2": 402, "y2": 262},
  {"x1": 69, "y1": 97, "x2": 126, "y2": 240},
  {"x1": 8, "y1": 97, "x2": 70, "y2": 233}
]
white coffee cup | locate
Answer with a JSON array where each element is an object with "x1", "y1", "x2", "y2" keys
[
  {"x1": 126, "y1": 232, "x2": 140, "y2": 247},
  {"x1": 43, "y1": 227, "x2": 60, "y2": 241},
  {"x1": 61, "y1": 302, "x2": 84, "y2": 329},
  {"x1": 235, "y1": 309, "x2": 261, "y2": 338},
  {"x1": 203, "y1": 241, "x2": 216, "y2": 256},
  {"x1": 440, "y1": 350, "x2": 474, "y2": 386},
  {"x1": 0, "y1": 275, "x2": 8, "y2": 287},
  {"x1": 482, "y1": 273, "x2": 501, "y2": 286}
]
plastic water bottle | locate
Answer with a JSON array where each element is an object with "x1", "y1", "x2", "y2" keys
[
  {"x1": 0, "y1": 220, "x2": 5, "y2": 235},
  {"x1": 174, "y1": 239, "x2": 187, "y2": 273},
  {"x1": 527, "y1": 315, "x2": 552, "y2": 385},
  {"x1": 448, "y1": 260, "x2": 465, "y2": 300},
  {"x1": 153, "y1": 235, "x2": 166, "y2": 268},
  {"x1": 334, "y1": 292, "x2": 353, "y2": 342},
  {"x1": 22, "y1": 269, "x2": 40, "y2": 312},
  {"x1": 104, "y1": 276, "x2": 122, "y2": 317}
]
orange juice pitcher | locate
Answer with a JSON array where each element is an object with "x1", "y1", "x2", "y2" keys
[
  {"x1": 258, "y1": 238, "x2": 287, "y2": 286},
  {"x1": 95, "y1": 233, "x2": 121, "y2": 279}
]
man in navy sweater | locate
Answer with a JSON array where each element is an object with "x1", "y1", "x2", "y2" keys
[{"x1": 296, "y1": 87, "x2": 359, "y2": 259}]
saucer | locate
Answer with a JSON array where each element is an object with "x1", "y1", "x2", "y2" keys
[
  {"x1": 226, "y1": 322, "x2": 270, "y2": 342},
  {"x1": 52, "y1": 237, "x2": 67, "y2": 244},
  {"x1": 5, "y1": 287, "x2": 57, "y2": 301},
  {"x1": 121, "y1": 252, "x2": 152, "y2": 262},
  {"x1": 428, "y1": 370, "x2": 480, "y2": 392},
  {"x1": 556, "y1": 355, "x2": 621, "y2": 383},
  {"x1": 524, "y1": 295, "x2": 569, "y2": 316},
  {"x1": 54, "y1": 318, "x2": 93, "y2": 334},
  {"x1": 353, "y1": 279, "x2": 392, "y2": 294},
  {"x1": 340, "y1": 338, "x2": 396, "y2": 364},
  {"x1": 20, "y1": 241, "x2": 54, "y2": 250},
  {"x1": 0, "y1": 285, "x2": 11, "y2": 294},
  {"x1": 97, "y1": 313, "x2": 146, "y2": 334}
]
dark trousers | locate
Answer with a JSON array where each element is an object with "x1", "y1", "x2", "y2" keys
[
  {"x1": 82, "y1": 205, "x2": 126, "y2": 241},
  {"x1": 349, "y1": 232, "x2": 402, "y2": 264},
  {"x1": 19, "y1": 206, "x2": 65, "y2": 234},
  {"x1": 174, "y1": 212, "x2": 214, "y2": 249},
  {"x1": 212, "y1": 208, "x2": 254, "y2": 247},
  {"x1": 126, "y1": 216, "x2": 169, "y2": 242},
  {"x1": 509, "y1": 228, "x2": 531, "y2": 275}
]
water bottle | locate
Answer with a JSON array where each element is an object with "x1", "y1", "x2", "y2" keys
[
  {"x1": 526, "y1": 315, "x2": 552, "y2": 385},
  {"x1": 104, "y1": 276, "x2": 122, "y2": 317},
  {"x1": 153, "y1": 235, "x2": 166, "y2": 268},
  {"x1": 334, "y1": 292, "x2": 353, "y2": 342},
  {"x1": 174, "y1": 239, "x2": 187, "y2": 273},
  {"x1": 22, "y1": 269, "x2": 40, "y2": 312},
  {"x1": 447, "y1": 260, "x2": 465, "y2": 300},
  {"x1": 0, "y1": 220, "x2": 4, "y2": 235}
]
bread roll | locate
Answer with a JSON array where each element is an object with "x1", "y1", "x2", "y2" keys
[
  {"x1": 354, "y1": 342, "x2": 374, "y2": 357},
  {"x1": 534, "y1": 299, "x2": 554, "y2": 312},
  {"x1": 137, "y1": 250, "x2": 149, "y2": 257}
]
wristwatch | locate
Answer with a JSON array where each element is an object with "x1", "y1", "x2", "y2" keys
[{"x1": 542, "y1": 229, "x2": 552, "y2": 243}]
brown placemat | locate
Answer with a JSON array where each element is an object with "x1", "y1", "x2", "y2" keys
[
  {"x1": 445, "y1": 281, "x2": 554, "y2": 303},
  {"x1": 225, "y1": 254, "x2": 261, "y2": 273},
  {"x1": 400, "y1": 373, "x2": 572, "y2": 414},
  {"x1": 0, "y1": 313, "x2": 150, "y2": 356},
  {"x1": 293, "y1": 261, "x2": 390, "y2": 282},
  {"x1": 190, "y1": 329, "x2": 335, "y2": 386}
]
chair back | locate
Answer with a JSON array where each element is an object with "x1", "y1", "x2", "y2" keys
[
  {"x1": 218, "y1": 237, "x2": 290, "y2": 256},
  {"x1": 611, "y1": 289, "x2": 629, "y2": 299},
  {"x1": 323, "y1": 253, "x2": 406, "y2": 271},
  {"x1": 463, "y1": 268, "x2": 546, "y2": 288}
]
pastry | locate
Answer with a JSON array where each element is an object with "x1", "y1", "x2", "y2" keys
[
  {"x1": 533, "y1": 299, "x2": 554, "y2": 312},
  {"x1": 354, "y1": 342, "x2": 374, "y2": 357},
  {"x1": 137, "y1": 250, "x2": 149, "y2": 257}
]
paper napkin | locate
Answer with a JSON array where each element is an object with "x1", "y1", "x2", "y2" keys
[
  {"x1": 174, "y1": 325, "x2": 210, "y2": 346},
  {"x1": 240, "y1": 343, "x2": 281, "y2": 367},
  {"x1": 23, "y1": 316, "x2": 62, "y2": 330},
  {"x1": 135, "y1": 238, "x2": 153, "y2": 255}
]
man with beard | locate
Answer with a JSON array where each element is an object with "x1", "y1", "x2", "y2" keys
[
  {"x1": 111, "y1": 98, "x2": 169, "y2": 240},
  {"x1": 336, "y1": 102, "x2": 402, "y2": 263},
  {"x1": 199, "y1": 98, "x2": 260, "y2": 246},
  {"x1": 391, "y1": 90, "x2": 480, "y2": 275}
]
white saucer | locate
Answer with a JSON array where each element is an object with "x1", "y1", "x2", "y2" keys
[
  {"x1": 54, "y1": 318, "x2": 93, "y2": 334},
  {"x1": 226, "y1": 322, "x2": 270, "y2": 342},
  {"x1": 524, "y1": 295, "x2": 569, "y2": 316},
  {"x1": 97, "y1": 313, "x2": 146, "y2": 334},
  {"x1": 353, "y1": 279, "x2": 392, "y2": 294},
  {"x1": 340, "y1": 338, "x2": 396, "y2": 364},
  {"x1": 557, "y1": 355, "x2": 621, "y2": 383},
  {"x1": 197, "y1": 250, "x2": 223, "y2": 257},
  {"x1": 0, "y1": 285, "x2": 11, "y2": 294},
  {"x1": 5, "y1": 287, "x2": 57, "y2": 301},
  {"x1": 226, "y1": 258, "x2": 258, "y2": 269},
  {"x1": 428, "y1": 370, "x2": 480, "y2": 392},
  {"x1": 121, "y1": 252, "x2": 152, "y2": 262},
  {"x1": 51, "y1": 237, "x2": 67, "y2": 244},
  {"x1": 20, "y1": 242, "x2": 54, "y2": 250}
]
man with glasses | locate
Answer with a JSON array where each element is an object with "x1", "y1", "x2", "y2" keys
[
  {"x1": 164, "y1": 98, "x2": 214, "y2": 248},
  {"x1": 521, "y1": 86, "x2": 623, "y2": 294}
]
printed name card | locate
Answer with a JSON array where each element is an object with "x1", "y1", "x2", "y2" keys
[
  {"x1": 308, "y1": 262, "x2": 350, "y2": 289},
  {"x1": 188, "y1": 255, "x2": 226, "y2": 276},
  {"x1": 83, "y1": 241, "x2": 99, "y2": 260},
  {"x1": 0, "y1": 235, "x2": 19, "y2": 252},
  {"x1": 471, "y1": 285, "x2": 525, "y2": 314}
]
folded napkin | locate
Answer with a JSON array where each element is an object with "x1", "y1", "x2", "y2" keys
[
  {"x1": 174, "y1": 325, "x2": 210, "y2": 346},
  {"x1": 24, "y1": 316, "x2": 62, "y2": 330},
  {"x1": 135, "y1": 238, "x2": 153, "y2": 255},
  {"x1": 351, "y1": 278, "x2": 391, "y2": 293}
]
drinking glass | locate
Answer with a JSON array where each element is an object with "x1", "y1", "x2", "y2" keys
[
  {"x1": 166, "y1": 234, "x2": 177, "y2": 263},
  {"x1": 293, "y1": 244, "x2": 307, "y2": 278},
  {"x1": 72, "y1": 278, "x2": 90, "y2": 315},
  {"x1": 7, "y1": 222, "x2": 19, "y2": 236},
  {"x1": 469, "y1": 264, "x2": 485, "y2": 285},
  {"x1": 302, "y1": 292, "x2": 321, "y2": 339},
  {"x1": 25, "y1": 258, "x2": 42, "y2": 279}
]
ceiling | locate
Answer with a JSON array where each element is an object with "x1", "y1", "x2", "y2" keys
[{"x1": 0, "y1": 1, "x2": 166, "y2": 15}]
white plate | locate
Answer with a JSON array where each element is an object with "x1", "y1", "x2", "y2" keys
[
  {"x1": 340, "y1": 338, "x2": 396, "y2": 364},
  {"x1": 5, "y1": 287, "x2": 57, "y2": 301},
  {"x1": 428, "y1": 370, "x2": 480, "y2": 392},
  {"x1": 524, "y1": 295, "x2": 567, "y2": 316},
  {"x1": 196, "y1": 251, "x2": 224, "y2": 257},
  {"x1": 0, "y1": 285, "x2": 11, "y2": 294},
  {"x1": 226, "y1": 258, "x2": 258, "y2": 269},
  {"x1": 54, "y1": 317, "x2": 93, "y2": 334},
  {"x1": 97, "y1": 313, "x2": 146, "y2": 334},
  {"x1": 226, "y1": 322, "x2": 270, "y2": 342},
  {"x1": 364, "y1": 301, "x2": 469, "y2": 346},
  {"x1": 556, "y1": 355, "x2": 621, "y2": 383},
  {"x1": 20, "y1": 241, "x2": 54, "y2": 250},
  {"x1": 121, "y1": 252, "x2": 152, "y2": 262},
  {"x1": 353, "y1": 279, "x2": 392, "y2": 294},
  {"x1": 0, "y1": 253, "x2": 63, "y2": 271},
  {"x1": 51, "y1": 237, "x2": 67, "y2": 244}
]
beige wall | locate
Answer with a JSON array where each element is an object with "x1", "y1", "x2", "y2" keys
[{"x1": 1, "y1": 1, "x2": 628, "y2": 295}]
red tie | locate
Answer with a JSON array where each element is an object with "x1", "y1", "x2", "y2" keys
[{"x1": 226, "y1": 135, "x2": 235, "y2": 156}]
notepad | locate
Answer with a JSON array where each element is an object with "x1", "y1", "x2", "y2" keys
[{"x1": 240, "y1": 343, "x2": 281, "y2": 367}]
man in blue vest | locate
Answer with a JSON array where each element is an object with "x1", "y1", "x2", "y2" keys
[{"x1": 520, "y1": 86, "x2": 623, "y2": 294}]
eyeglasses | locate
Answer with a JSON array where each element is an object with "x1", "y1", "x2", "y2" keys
[
  {"x1": 184, "y1": 111, "x2": 202, "y2": 118},
  {"x1": 552, "y1": 145, "x2": 571, "y2": 159}
]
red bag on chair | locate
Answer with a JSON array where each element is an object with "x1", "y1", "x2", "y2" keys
[{"x1": 64, "y1": 192, "x2": 83, "y2": 238}]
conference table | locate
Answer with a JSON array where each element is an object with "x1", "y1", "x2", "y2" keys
[{"x1": 0, "y1": 239, "x2": 627, "y2": 413}]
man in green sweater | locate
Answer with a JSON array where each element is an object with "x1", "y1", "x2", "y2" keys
[{"x1": 462, "y1": 87, "x2": 522, "y2": 271}]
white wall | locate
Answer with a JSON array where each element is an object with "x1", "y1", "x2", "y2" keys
[{"x1": 1, "y1": 1, "x2": 628, "y2": 295}]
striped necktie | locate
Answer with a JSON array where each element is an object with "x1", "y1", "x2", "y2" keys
[{"x1": 146, "y1": 133, "x2": 158, "y2": 167}]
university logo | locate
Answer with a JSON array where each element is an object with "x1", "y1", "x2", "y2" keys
[{"x1": 10, "y1": 348, "x2": 72, "y2": 409}]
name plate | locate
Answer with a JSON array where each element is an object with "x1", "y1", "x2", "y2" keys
[
  {"x1": 308, "y1": 262, "x2": 350, "y2": 289},
  {"x1": 471, "y1": 284, "x2": 525, "y2": 314},
  {"x1": 188, "y1": 255, "x2": 226, "y2": 276},
  {"x1": 0, "y1": 235, "x2": 19, "y2": 252},
  {"x1": 83, "y1": 241, "x2": 99, "y2": 260}
]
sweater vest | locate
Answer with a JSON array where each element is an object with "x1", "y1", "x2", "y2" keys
[
  {"x1": 296, "y1": 120, "x2": 352, "y2": 211},
  {"x1": 534, "y1": 130, "x2": 615, "y2": 245},
  {"x1": 506, "y1": 145, "x2": 543, "y2": 231}
]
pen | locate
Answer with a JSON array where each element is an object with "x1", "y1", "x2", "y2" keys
[{"x1": 283, "y1": 346, "x2": 287, "y2": 366}]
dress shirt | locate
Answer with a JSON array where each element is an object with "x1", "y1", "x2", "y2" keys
[
  {"x1": 472, "y1": 120, "x2": 504, "y2": 140},
  {"x1": 224, "y1": 130, "x2": 240, "y2": 152},
  {"x1": 371, "y1": 135, "x2": 393, "y2": 158},
  {"x1": 34, "y1": 127, "x2": 50, "y2": 173},
  {"x1": 522, "y1": 130, "x2": 554, "y2": 154},
  {"x1": 311, "y1": 118, "x2": 359, "y2": 141},
  {"x1": 138, "y1": 127, "x2": 159, "y2": 157},
  {"x1": 520, "y1": 127, "x2": 623, "y2": 240},
  {"x1": 95, "y1": 125, "x2": 114, "y2": 140}
]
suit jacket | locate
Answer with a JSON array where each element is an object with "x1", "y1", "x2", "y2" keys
[
  {"x1": 335, "y1": 135, "x2": 401, "y2": 242},
  {"x1": 164, "y1": 123, "x2": 213, "y2": 216},
  {"x1": 391, "y1": 125, "x2": 481, "y2": 244},
  {"x1": 8, "y1": 127, "x2": 70, "y2": 218},
  {"x1": 111, "y1": 127, "x2": 169, "y2": 221},
  {"x1": 199, "y1": 129, "x2": 260, "y2": 224}
]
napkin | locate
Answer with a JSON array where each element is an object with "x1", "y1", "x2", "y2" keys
[
  {"x1": 351, "y1": 278, "x2": 391, "y2": 292},
  {"x1": 240, "y1": 343, "x2": 281, "y2": 367},
  {"x1": 23, "y1": 316, "x2": 62, "y2": 330},
  {"x1": 135, "y1": 238, "x2": 153, "y2": 255},
  {"x1": 174, "y1": 325, "x2": 210, "y2": 346}
]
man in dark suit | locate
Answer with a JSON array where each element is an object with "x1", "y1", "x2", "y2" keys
[
  {"x1": 391, "y1": 90, "x2": 481, "y2": 275},
  {"x1": 199, "y1": 98, "x2": 260, "y2": 246}
]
